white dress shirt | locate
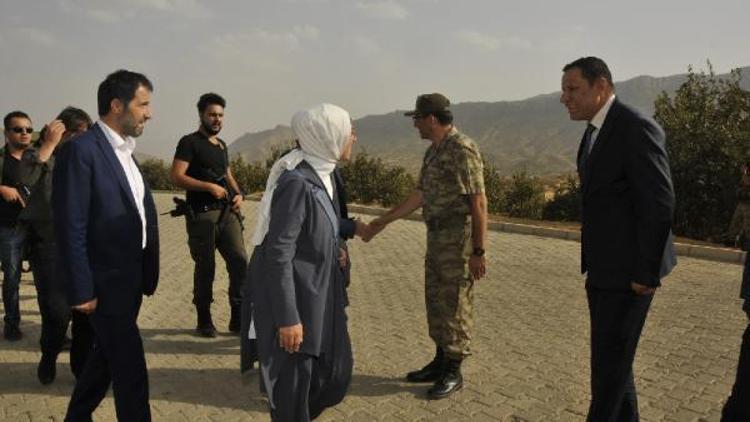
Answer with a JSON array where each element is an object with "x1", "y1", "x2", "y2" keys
[
  {"x1": 587, "y1": 94, "x2": 616, "y2": 152},
  {"x1": 97, "y1": 121, "x2": 147, "y2": 249}
]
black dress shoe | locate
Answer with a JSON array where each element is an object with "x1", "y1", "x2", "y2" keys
[
  {"x1": 3, "y1": 324, "x2": 22, "y2": 341},
  {"x1": 38, "y1": 354, "x2": 57, "y2": 385},
  {"x1": 196, "y1": 306, "x2": 217, "y2": 337},
  {"x1": 427, "y1": 359, "x2": 463, "y2": 400},
  {"x1": 196, "y1": 323, "x2": 217, "y2": 338}
]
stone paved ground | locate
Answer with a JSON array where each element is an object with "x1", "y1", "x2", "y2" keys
[{"x1": 0, "y1": 193, "x2": 746, "y2": 421}]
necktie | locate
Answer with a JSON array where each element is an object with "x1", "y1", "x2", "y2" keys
[{"x1": 578, "y1": 123, "x2": 596, "y2": 173}]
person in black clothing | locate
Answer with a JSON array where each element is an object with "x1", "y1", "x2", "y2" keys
[
  {"x1": 1, "y1": 110, "x2": 50, "y2": 341},
  {"x1": 170, "y1": 93, "x2": 247, "y2": 337},
  {"x1": 24, "y1": 107, "x2": 95, "y2": 384},
  {"x1": 722, "y1": 164, "x2": 750, "y2": 421}
]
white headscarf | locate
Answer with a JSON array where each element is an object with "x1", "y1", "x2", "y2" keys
[{"x1": 252, "y1": 103, "x2": 351, "y2": 245}]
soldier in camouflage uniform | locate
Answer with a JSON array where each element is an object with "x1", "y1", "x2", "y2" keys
[
  {"x1": 367, "y1": 93, "x2": 488, "y2": 400},
  {"x1": 723, "y1": 163, "x2": 750, "y2": 420}
]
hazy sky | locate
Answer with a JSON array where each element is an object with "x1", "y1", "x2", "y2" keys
[{"x1": 1, "y1": 0, "x2": 748, "y2": 159}]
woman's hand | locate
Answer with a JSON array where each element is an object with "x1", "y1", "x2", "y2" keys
[{"x1": 278, "y1": 323, "x2": 303, "y2": 353}]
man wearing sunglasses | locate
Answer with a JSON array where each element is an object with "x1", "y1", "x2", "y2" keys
[
  {"x1": 1, "y1": 111, "x2": 38, "y2": 340},
  {"x1": 1, "y1": 112, "x2": 70, "y2": 343}
]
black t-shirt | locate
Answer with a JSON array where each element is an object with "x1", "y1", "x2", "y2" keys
[
  {"x1": 174, "y1": 131, "x2": 229, "y2": 207},
  {"x1": 0, "y1": 154, "x2": 26, "y2": 224}
]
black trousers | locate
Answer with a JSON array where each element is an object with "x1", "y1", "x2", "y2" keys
[
  {"x1": 185, "y1": 209, "x2": 246, "y2": 308},
  {"x1": 65, "y1": 312, "x2": 150, "y2": 422},
  {"x1": 586, "y1": 285, "x2": 653, "y2": 422},
  {"x1": 26, "y1": 220, "x2": 93, "y2": 373},
  {"x1": 722, "y1": 321, "x2": 750, "y2": 421}
]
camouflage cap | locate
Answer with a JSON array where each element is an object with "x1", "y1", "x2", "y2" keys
[{"x1": 404, "y1": 93, "x2": 450, "y2": 118}]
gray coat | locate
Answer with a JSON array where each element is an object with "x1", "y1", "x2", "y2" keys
[{"x1": 245, "y1": 161, "x2": 340, "y2": 363}]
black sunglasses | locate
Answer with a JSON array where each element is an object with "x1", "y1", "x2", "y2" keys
[{"x1": 10, "y1": 127, "x2": 33, "y2": 134}]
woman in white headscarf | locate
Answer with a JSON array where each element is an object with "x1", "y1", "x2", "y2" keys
[{"x1": 243, "y1": 103, "x2": 356, "y2": 421}]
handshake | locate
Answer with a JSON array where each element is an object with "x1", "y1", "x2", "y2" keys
[{"x1": 354, "y1": 218, "x2": 387, "y2": 242}]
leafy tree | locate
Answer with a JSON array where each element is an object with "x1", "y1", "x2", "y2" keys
[{"x1": 654, "y1": 64, "x2": 750, "y2": 240}]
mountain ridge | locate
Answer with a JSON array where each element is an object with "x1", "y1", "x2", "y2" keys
[{"x1": 229, "y1": 67, "x2": 750, "y2": 175}]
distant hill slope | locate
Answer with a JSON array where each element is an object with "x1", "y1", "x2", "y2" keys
[{"x1": 229, "y1": 67, "x2": 750, "y2": 175}]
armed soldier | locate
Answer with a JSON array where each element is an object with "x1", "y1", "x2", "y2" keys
[{"x1": 170, "y1": 93, "x2": 247, "y2": 337}]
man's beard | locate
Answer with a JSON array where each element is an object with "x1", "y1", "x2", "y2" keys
[{"x1": 201, "y1": 121, "x2": 222, "y2": 136}]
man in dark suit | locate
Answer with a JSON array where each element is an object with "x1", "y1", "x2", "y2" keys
[
  {"x1": 53, "y1": 70, "x2": 159, "y2": 422},
  {"x1": 560, "y1": 57, "x2": 676, "y2": 421}
]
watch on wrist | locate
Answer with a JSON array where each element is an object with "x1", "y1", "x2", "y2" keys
[{"x1": 472, "y1": 247, "x2": 485, "y2": 257}]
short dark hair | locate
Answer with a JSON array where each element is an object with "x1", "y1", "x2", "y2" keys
[
  {"x1": 4, "y1": 111, "x2": 31, "y2": 130},
  {"x1": 563, "y1": 56, "x2": 613, "y2": 87},
  {"x1": 56, "y1": 106, "x2": 92, "y2": 131},
  {"x1": 434, "y1": 109, "x2": 453, "y2": 125},
  {"x1": 97, "y1": 69, "x2": 153, "y2": 117},
  {"x1": 197, "y1": 93, "x2": 226, "y2": 114}
]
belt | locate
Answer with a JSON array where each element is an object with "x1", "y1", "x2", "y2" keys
[
  {"x1": 425, "y1": 215, "x2": 469, "y2": 231},
  {"x1": 191, "y1": 202, "x2": 225, "y2": 214}
]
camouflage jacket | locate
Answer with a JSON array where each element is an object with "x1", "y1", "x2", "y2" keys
[{"x1": 417, "y1": 127, "x2": 484, "y2": 222}]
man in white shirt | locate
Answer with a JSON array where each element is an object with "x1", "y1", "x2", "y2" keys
[
  {"x1": 53, "y1": 69, "x2": 160, "y2": 422},
  {"x1": 560, "y1": 56, "x2": 676, "y2": 421}
]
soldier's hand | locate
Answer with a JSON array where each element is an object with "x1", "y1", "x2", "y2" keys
[
  {"x1": 231, "y1": 194, "x2": 243, "y2": 212},
  {"x1": 469, "y1": 255, "x2": 486, "y2": 280},
  {"x1": 207, "y1": 184, "x2": 227, "y2": 200},
  {"x1": 362, "y1": 220, "x2": 385, "y2": 242},
  {"x1": 630, "y1": 282, "x2": 656, "y2": 296},
  {"x1": 278, "y1": 323, "x2": 303, "y2": 353}
]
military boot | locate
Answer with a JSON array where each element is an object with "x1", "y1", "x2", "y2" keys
[
  {"x1": 196, "y1": 306, "x2": 217, "y2": 338},
  {"x1": 427, "y1": 358, "x2": 463, "y2": 400},
  {"x1": 406, "y1": 347, "x2": 445, "y2": 383},
  {"x1": 228, "y1": 303, "x2": 241, "y2": 334}
]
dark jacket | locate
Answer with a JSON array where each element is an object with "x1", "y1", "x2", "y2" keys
[
  {"x1": 578, "y1": 99, "x2": 676, "y2": 289},
  {"x1": 250, "y1": 161, "x2": 340, "y2": 358},
  {"x1": 52, "y1": 124, "x2": 159, "y2": 315}
]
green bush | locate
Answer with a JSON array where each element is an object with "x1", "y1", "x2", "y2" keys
[
  {"x1": 503, "y1": 170, "x2": 545, "y2": 219},
  {"x1": 542, "y1": 174, "x2": 581, "y2": 221},
  {"x1": 483, "y1": 163, "x2": 508, "y2": 214},
  {"x1": 139, "y1": 159, "x2": 173, "y2": 191},
  {"x1": 339, "y1": 151, "x2": 415, "y2": 207}
]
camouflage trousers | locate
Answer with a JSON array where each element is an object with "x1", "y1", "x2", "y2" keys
[{"x1": 424, "y1": 224, "x2": 475, "y2": 361}]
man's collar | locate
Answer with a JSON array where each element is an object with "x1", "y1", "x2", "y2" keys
[
  {"x1": 98, "y1": 121, "x2": 136, "y2": 153},
  {"x1": 589, "y1": 94, "x2": 616, "y2": 130},
  {"x1": 433, "y1": 125, "x2": 457, "y2": 148}
]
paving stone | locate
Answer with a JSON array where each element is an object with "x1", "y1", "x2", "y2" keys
[{"x1": 0, "y1": 194, "x2": 746, "y2": 421}]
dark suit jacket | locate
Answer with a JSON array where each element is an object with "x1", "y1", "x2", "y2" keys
[
  {"x1": 578, "y1": 99, "x2": 676, "y2": 289},
  {"x1": 250, "y1": 161, "x2": 340, "y2": 358},
  {"x1": 52, "y1": 124, "x2": 159, "y2": 316},
  {"x1": 333, "y1": 168, "x2": 355, "y2": 240}
]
